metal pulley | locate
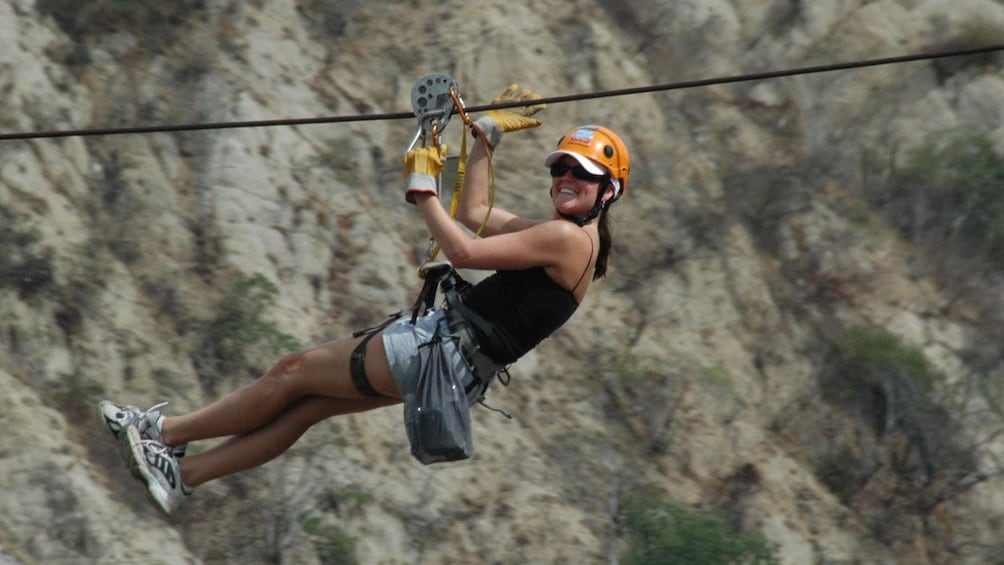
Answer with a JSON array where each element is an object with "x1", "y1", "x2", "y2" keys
[{"x1": 408, "y1": 73, "x2": 461, "y2": 150}]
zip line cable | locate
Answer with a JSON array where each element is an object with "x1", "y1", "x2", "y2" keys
[{"x1": 2, "y1": 43, "x2": 1003, "y2": 142}]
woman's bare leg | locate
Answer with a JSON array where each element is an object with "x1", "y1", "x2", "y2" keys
[
  {"x1": 161, "y1": 334, "x2": 400, "y2": 447},
  {"x1": 179, "y1": 394, "x2": 398, "y2": 487}
]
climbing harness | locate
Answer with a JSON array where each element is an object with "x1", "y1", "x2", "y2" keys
[{"x1": 349, "y1": 261, "x2": 508, "y2": 403}]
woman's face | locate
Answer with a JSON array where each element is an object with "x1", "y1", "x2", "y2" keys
[{"x1": 549, "y1": 156, "x2": 611, "y2": 216}]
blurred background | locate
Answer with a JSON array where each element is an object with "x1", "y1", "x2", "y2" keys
[{"x1": 2, "y1": 1, "x2": 1004, "y2": 563}]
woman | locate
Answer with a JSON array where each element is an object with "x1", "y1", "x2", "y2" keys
[{"x1": 99, "y1": 99, "x2": 631, "y2": 515}]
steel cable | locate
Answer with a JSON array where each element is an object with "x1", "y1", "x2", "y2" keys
[{"x1": 1, "y1": 43, "x2": 1002, "y2": 141}]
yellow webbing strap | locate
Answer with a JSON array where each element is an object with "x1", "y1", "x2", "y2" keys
[{"x1": 446, "y1": 129, "x2": 469, "y2": 219}]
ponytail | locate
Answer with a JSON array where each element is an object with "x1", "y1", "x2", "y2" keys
[{"x1": 594, "y1": 209, "x2": 612, "y2": 280}]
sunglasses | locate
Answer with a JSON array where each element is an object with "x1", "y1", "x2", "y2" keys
[{"x1": 549, "y1": 161, "x2": 607, "y2": 182}]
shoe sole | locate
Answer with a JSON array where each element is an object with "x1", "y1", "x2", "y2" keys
[{"x1": 125, "y1": 425, "x2": 176, "y2": 516}]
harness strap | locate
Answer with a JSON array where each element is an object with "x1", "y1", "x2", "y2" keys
[
  {"x1": 412, "y1": 263, "x2": 450, "y2": 323},
  {"x1": 441, "y1": 273, "x2": 493, "y2": 336},
  {"x1": 350, "y1": 333, "x2": 385, "y2": 398},
  {"x1": 439, "y1": 269, "x2": 504, "y2": 392},
  {"x1": 349, "y1": 314, "x2": 401, "y2": 398}
]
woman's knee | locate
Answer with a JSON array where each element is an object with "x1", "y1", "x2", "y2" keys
[
  {"x1": 260, "y1": 351, "x2": 309, "y2": 396},
  {"x1": 261, "y1": 338, "x2": 383, "y2": 399}
]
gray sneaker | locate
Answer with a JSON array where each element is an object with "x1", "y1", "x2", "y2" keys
[
  {"x1": 98, "y1": 400, "x2": 187, "y2": 459},
  {"x1": 125, "y1": 425, "x2": 191, "y2": 515}
]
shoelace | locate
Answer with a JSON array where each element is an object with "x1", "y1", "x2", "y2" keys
[
  {"x1": 136, "y1": 438, "x2": 193, "y2": 495},
  {"x1": 122, "y1": 401, "x2": 167, "y2": 436},
  {"x1": 138, "y1": 438, "x2": 172, "y2": 455},
  {"x1": 139, "y1": 402, "x2": 168, "y2": 432},
  {"x1": 137, "y1": 402, "x2": 187, "y2": 457},
  {"x1": 144, "y1": 401, "x2": 169, "y2": 414}
]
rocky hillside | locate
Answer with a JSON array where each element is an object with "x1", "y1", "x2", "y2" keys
[{"x1": 3, "y1": 0, "x2": 1004, "y2": 563}]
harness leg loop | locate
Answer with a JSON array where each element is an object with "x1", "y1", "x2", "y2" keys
[{"x1": 350, "y1": 323, "x2": 396, "y2": 398}]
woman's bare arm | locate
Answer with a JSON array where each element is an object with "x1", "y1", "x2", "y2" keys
[
  {"x1": 416, "y1": 194, "x2": 582, "y2": 273},
  {"x1": 454, "y1": 140, "x2": 540, "y2": 236}
]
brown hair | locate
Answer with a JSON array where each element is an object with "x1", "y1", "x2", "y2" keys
[{"x1": 593, "y1": 209, "x2": 612, "y2": 279}]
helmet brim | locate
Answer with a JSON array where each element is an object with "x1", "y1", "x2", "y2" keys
[{"x1": 543, "y1": 150, "x2": 608, "y2": 176}]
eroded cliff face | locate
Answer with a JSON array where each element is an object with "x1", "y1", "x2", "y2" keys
[{"x1": 2, "y1": 0, "x2": 1004, "y2": 563}]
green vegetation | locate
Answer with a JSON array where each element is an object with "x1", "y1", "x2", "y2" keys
[
  {"x1": 882, "y1": 131, "x2": 1004, "y2": 273},
  {"x1": 605, "y1": 352, "x2": 685, "y2": 457},
  {"x1": 819, "y1": 325, "x2": 977, "y2": 499},
  {"x1": 702, "y1": 365, "x2": 733, "y2": 388},
  {"x1": 832, "y1": 325, "x2": 940, "y2": 397},
  {"x1": 910, "y1": 133, "x2": 1004, "y2": 260},
  {"x1": 302, "y1": 517, "x2": 359, "y2": 565},
  {"x1": 621, "y1": 498, "x2": 779, "y2": 565},
  {"x1": 614, "y1": 352, "x2": 661, "y2": 383},
  {"x1": 825, "y1": 324, "x2": 936, "y2": 435},
  {"x1": 211, "y1": 273, "x2": 300, "y2": 367},
  {"x1": 320, "y1": 485, "x2": 373, "y2": 516},
  {"x1": 198, "y1": 274, "x2": 301, "y2": 390}
]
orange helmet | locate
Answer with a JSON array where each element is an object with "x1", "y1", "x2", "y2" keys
[{"x1": 544, "y1": 125, "x2": 630, "y2": 203}]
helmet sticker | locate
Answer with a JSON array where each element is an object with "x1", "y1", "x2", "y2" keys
[{"x1": 569, "y1": 127, "x2": 596, "y2": 144}]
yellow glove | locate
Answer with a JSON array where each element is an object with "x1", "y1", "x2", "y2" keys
[
  {"x1": 403, "y1": 144, "x2": 448, "y2": 204},
  {"x1": 471, "y1": 84, "x2": 547, "y2": 150}
]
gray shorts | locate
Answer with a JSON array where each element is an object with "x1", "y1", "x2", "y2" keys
[{"x1": 382, "y1": 309, "x2": 479, "y2": 405}]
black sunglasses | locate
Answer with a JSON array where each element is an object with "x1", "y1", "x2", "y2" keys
[{"x1": 549, "y1": 161, "x2": 607, "y2": 182}]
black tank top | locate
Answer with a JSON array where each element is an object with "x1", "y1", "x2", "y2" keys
[{"x1": 461, "y1": 268, "x2": 580, "y2": 364}]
